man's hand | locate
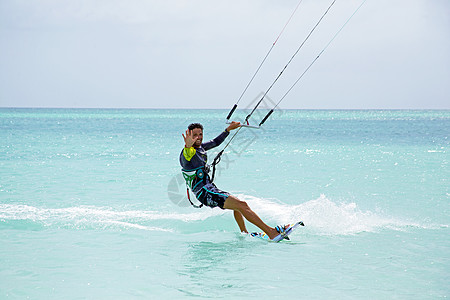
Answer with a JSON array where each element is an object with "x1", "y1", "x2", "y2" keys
[
  {"x1": 182, "y1": 130, "x2": 198, "y2": 148},
  {"x1": 226, "y1": 121, "x2": 241, "y2": 132}
]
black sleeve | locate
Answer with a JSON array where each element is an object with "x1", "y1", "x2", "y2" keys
[{"x1": 202, "y1": 130, "x2": 229, "y2": 151}]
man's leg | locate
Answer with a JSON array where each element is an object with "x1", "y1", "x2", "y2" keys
[
  {"x1": 233, "y1": 211, "x2": 248, "y2": 233},
  {"x1": 224, "y1": 195, "x2": 278, "y2": 239}
]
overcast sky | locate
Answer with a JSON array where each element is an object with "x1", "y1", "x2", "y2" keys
[{"x1": 0, "y1": 0, "x2": 449, "y2": 109}]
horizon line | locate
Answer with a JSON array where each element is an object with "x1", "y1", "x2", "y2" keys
[{"x1": 1, "y1": 106, "x2": 449, "y2": 111}]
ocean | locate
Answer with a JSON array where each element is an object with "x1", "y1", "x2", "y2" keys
[{"x1": 0, "y1": 108, "x2": 448, "y2": 299}]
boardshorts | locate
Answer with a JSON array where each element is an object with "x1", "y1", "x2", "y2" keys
[{"x1": 195, "y1": 183, "x2": 230, "y2": 209}]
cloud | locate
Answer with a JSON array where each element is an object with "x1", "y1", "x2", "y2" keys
[{"x1": 0, "y1": 0, "x2": 449, "y2": 109}]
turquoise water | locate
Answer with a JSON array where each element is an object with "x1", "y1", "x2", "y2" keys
[{"x1": 0, "y1": 108, "x2": 449, "y2": 299}]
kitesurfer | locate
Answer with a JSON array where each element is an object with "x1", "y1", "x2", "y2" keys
[{"x1": 180, "y1": 122, "x2": 288, "y2": 240}]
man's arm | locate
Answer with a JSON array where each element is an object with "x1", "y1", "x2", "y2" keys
[
  {"x1": 202, "y1": 122, "x2": 241, "y2": 151},
  {"x1": 181, "y1": 129, "x2": 198, "y2": 162},
  {"x1": 202, "y1": 130, "x2": 229, "y2": 151}
]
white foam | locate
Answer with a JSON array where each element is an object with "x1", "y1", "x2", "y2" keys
[
  {"x1": 235, "y1": 194, "x2": 427, "y2": 236},
  {"x1": 0, "y1": 197, "x2": 437, "y2": 235},
  {"x1": 99, "y1": 220, "x2": 173, "y2": 232},
  {"x1": 0, "y1": 204, "x2": 224, "y2": 232}
]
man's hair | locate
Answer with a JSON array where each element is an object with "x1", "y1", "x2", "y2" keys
[{"x1": 188, "y1": 123, "x2": 203, "y2": 131}]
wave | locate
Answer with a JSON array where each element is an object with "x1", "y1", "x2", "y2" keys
[
  {"x1": 0, "y1": 203, "x2": 226, "y2": 232},
  {"x1": 236, "y1": 194, "x2": 430, "y2": 236},
  {"x1": 0, "y1": 195, "x2": 437, "y2": 235}
]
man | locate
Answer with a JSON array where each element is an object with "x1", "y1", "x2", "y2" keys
[{"x1": 180, "y1": 122, "x2": 287, "y2": 240}]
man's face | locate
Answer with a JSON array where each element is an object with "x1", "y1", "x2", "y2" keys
[{"x1": 192, "y1": 128, "x2": 203, "y2": 148}]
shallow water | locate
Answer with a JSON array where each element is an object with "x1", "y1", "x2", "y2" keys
[{"x1": 1, "y1": 108, "x2": 449, "y2": 299}]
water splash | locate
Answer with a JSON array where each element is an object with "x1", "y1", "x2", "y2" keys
[
  {"x1": 0, "y1": 196, "x2": 432, "y2": 235},
  {"x1": 237, "y1": 194, "x2": 425, "y2": 236},
  {"x1": 0, "y1": 204, "x2": 179, "y2": 232}
]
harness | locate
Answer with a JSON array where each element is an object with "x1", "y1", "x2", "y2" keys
[{"x1": 181, "y1": 166, "x2": 210, "y2": 208}]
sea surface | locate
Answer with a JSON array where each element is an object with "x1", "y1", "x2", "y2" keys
[{"x1": 0, "y1": 108, "x2": 449, "y2": 299}]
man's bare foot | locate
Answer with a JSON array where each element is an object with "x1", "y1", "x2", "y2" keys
[
  {"x1": 267, "y1": 227, "x2": 280, "y2": 240},
  {"x1": 267, "y1": 224, "x2": 291, "y2": 240}
]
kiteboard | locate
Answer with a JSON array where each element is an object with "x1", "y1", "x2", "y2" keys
[{"x1": 248, "y1": 221, "x2": 305, "y2": 242}]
